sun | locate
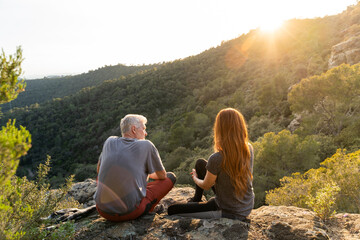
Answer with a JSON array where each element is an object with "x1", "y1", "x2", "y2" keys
[{"x1": 259, "y1": 19, "x2": 284, "y2": 32}]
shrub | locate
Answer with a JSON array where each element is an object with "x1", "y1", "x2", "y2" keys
[
  {"x1": 266, "y1": 149, "x2": 360, "y2": 215},
  {"x1": 0, "y1": 47, "x2": 79, "y2": 239},
  {"x1": 306, "y1": 182, "x2": 340, "y2": 221},
  {"x1": 0, "y1": 120, "x2": 31, "y2": 185},
  {"x1": 253, "y1": 130, "x2": 321, "y2": 206},
  {"x1": 0, "y1": 156, "x2": 80, "y2": 239}
]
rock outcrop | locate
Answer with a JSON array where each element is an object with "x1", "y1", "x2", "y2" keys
[
  {"x1": 68, "y1": 178, "x2": 97, "y2": 207},
  {"x1": 63, "y1": 181, "x2": 360, "y2": 240},
  {"x1": 328, "y1": 35, "x2": 360, "y2": 69},
  {"x1": 287, "y1": 114, "x2": 301, "y2": 133}
]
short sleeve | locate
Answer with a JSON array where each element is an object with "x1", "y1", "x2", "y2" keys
[
  {"x1": 145, "y1": 140, "x2": 164, "y2": 174},
  {"x1": 206, "y1": 152, "x2": 222, "y2": 175}
]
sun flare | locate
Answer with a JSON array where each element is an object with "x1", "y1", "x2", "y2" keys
[{"x1": 259, "y1": 19, "x2": 284, "y2": 32}]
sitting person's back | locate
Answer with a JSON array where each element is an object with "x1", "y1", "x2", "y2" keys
[
  {"x1": 95, "y1": 114, "x2": 176, "y2": 221},
  {"x1": 95, "y1": 136, "x2": 164, "y2": 214},
  {"x1": 168, "y1": 108, "x2": 254, "y2": 221}
]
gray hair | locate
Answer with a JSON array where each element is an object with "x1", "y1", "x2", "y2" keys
[{"x1": 120, "y1": 114, "x2": 147, "y2": 135}]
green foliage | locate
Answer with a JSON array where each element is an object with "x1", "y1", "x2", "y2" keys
[
  {"x1": 1, "y1": 63, "x2": 158, "y2": 112},
  {"x1": 173, "y1": 147, "x2": 213, "y2": 185},
  {"x1": 2, "y1": 11, "x2": 351, "y2": 184},
  {"x1": 253, "y1": 130, "x2": 321, "y2": 207},
  {"x1": 0, "y1": 47, "x2": 32, "y2": 187},
  {"x1": 306, "y1": 182, "x2": 340, "y2": 221},
  {"x1": 248, "y1": 115, "x2": 283, "y2": 141},
  {"x1": 203, "y1": 101, "x2": 227, "y2": 120},
  {"x1": 168, "y1": 111, "x2": 212, "y2": 149},
  {"x1": 0, "y1": 156, "x2": 80, "y2": 239},
  {"x1": 0, "y1": 47, "x2": 25, "y2": 105},
  {"x1": 263, "y1": 173, "x2": 310, "y2": 208},
  {"x1": 311, "y1": 134, "x2": 339, "y2": 162},
  {"x1": 169, "y1": 122, "x2": 195, "y2": 149},
  {"x1": 0, "y1": 47, "x2": 79, "y2": 239},
  {"x1": 256, "y1": 73, "x2": 291, "y2": 117},
  {"x1": 320, "y1": 149, "x2": 360, "y2": 212},
  {"x1": 47, "y1": 221, "x2": 76, "y2": 240},
  {"x1": 266, "y1": 149, "x2": 360, "y2": 214},
  {"x1": 0, "y1": 120, "x2": 31, "y2": 185},
  {"x1": 334, "y1": 119, "x2": 360, "y2": 152},
  {"x1": 289, "y1": 63, "x2": 360, "y2": 137},
  {"x1": 73, "y1": 163, "x2": 97, "y2": 182},
  {"x1": 1, "y1": 5, "x2": 360, "y2": 206},
  {"x1": 164, "y1": 147, "x2": 192, "y2": 171}
]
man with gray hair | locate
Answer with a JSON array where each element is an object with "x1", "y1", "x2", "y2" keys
[{"x1": 95, "y1": 114, "x2": 176, "y2": 221}]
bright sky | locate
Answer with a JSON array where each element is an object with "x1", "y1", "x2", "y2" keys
[{"x1": 0, "y1": 0, "x2": 357, "y2": 79}]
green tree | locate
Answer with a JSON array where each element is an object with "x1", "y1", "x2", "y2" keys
[
  {"x1": 0, "y1": 48, "x2": 79, "y2": 239},
  {"x1": 253, "y1": 130, "x2": 321, "y2": 206},
  {"x1": 256, "y1": 73, "x2": 291, "y2": 116},
  {"x1": 0, "y1": 157, "x2": 80, "y2": 239},
  {"x1": 0, "y1": 120, "x2": 31, "y2": 185},
  {"x1": 0, "y1": 47, "x2": 25, "y2": 105},
  {"x1": 0, "y1": 49, "x2": 29, "y2": 182},
  {"x1": 248, "y1": 115, "x2": 282, "y2": 141},
  {"x1": 168, "y1": 122, "x2": 195, "y2": 149},
  {"x1": 0, "y1": 47, "x2": 30, "y2": 186},
  {"x1": 164, "y1": 147, "x2": 192, "y2": 171},
  {"x1": 288, "y1": 63, "x2": 360, "y2": 137}
]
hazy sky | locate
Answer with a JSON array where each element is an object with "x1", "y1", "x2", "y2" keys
[{"x1": 0, "y1": 0, "x2": 357, "y2": 79}]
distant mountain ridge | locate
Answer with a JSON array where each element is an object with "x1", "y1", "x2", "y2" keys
[{"x1": 0, "y1": 63, "x2": 159, "y2": 111}]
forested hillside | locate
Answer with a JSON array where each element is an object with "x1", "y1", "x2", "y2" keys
[
  {"x1": 0, "y1": 63, "x2": 158, "y2": 111},
  {"x1": 2, "y1": 3, "x2": 360, "y2": 209}
]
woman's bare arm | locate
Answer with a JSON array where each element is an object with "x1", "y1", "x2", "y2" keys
[{"x1": 191, "y1": 169, "x2": 217, "y2": 190}]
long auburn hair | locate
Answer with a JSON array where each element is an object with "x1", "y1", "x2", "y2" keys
[{"x1": 213, "y1": 108, "x2": 252, "y2": 198}]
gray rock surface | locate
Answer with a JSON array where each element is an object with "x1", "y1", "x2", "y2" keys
[
  {"x1": 64, "y1": 183, "x2": 360, "y2": 240},
  {"x1": 287, "y1": 114, "x2": 301, "y2": 133},
  {"x1": 328, "y1": 35, "x2": 360, "y2": 69},
  {"x1": 68, "y1": 178, "x2": 97, "y2": 207}
]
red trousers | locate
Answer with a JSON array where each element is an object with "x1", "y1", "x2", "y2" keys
[{"x1": 96, "y1": 177, "x2": 173, "y2": 222}]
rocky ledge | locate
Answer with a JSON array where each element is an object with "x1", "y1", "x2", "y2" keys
[
  {"x1": 328, "y1": 34, "x2": 360, "y2": 69},
  {"x1": 62, "y1": 179, "x2": 360, "y2": 240}
]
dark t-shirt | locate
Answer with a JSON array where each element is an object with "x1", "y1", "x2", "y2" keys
[
  {"x1": 206, "y1": 144, "x2": 254, "y2": 217},
  {"x1": 94, "y1": 137, "x2": 164, "y2": 215}
]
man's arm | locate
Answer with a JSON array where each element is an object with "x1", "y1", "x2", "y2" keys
[
  {"x1": 97, "y1": 153, "x2": 102, "y2": 173},
  {"x1": 148, "y1": 169, "x2": 166, "y2": 180}
]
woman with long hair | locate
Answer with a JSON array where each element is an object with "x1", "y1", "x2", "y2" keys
[{"x1": 167, "y1": 108, "x2": 254, "y2": 220}]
